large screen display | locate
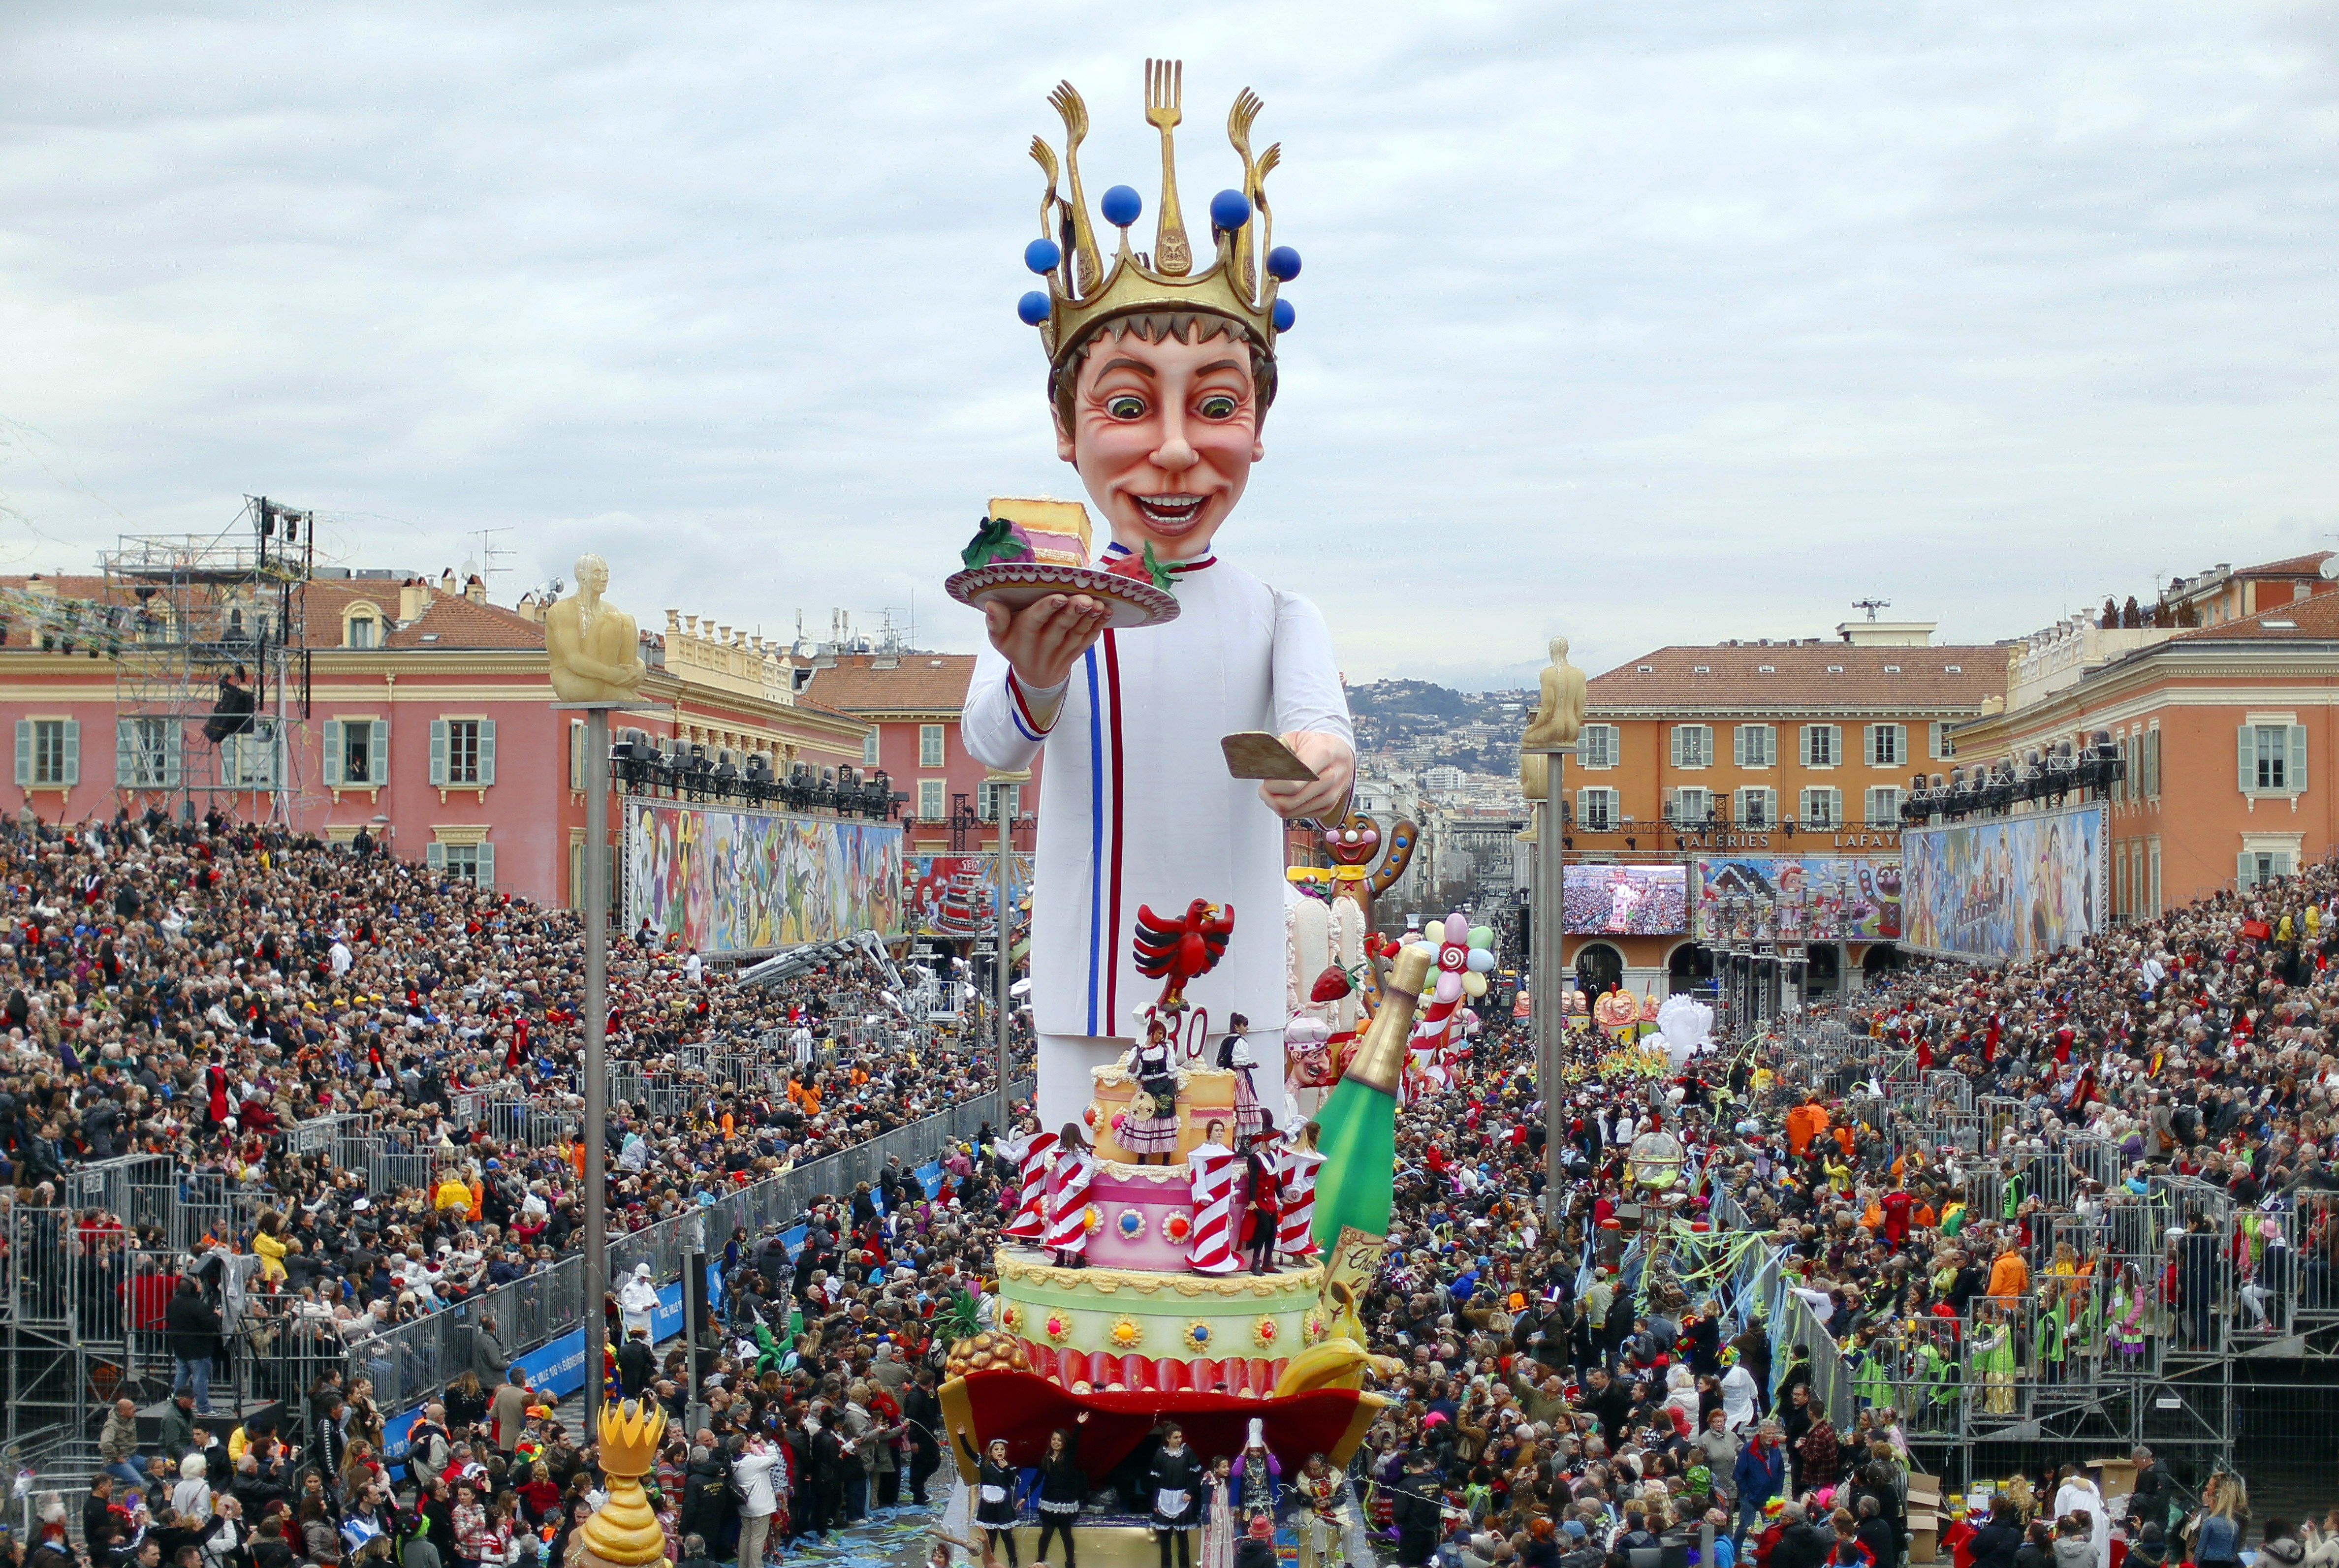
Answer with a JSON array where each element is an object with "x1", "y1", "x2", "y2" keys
[
  {"x1": 623, "y1": 800, "x2": 904, "y2": 954},
  {"x1": 1695, "y1": 856, "x2": 1903, "y2": 943},
  {"x1": 904, "y1": 853, "x2": 1032, "y2": 940},
  {"x1": 1564, "y1": 863, "x2": 1689, "y2": 935},
  {"x1": 1901, "y1": 802, "x2": 2106, "y2": 963}
]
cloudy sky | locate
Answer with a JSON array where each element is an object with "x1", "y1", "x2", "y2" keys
[{"x1": 3, "y1": 1, "x2": 2336, "y2": 688}]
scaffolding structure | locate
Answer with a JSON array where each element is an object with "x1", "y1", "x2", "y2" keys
[{"x1": 99, "y1": 498, "x2": 314, "y2": 822}]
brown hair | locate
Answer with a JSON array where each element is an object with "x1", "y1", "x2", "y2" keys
[{"x1": 1049, "y1": 312, "x2": 1278, "y2": 436}]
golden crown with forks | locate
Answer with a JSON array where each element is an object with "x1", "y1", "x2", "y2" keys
[{"x1": 1016, "y1": 61, "x2": 1302, "y2": 383}]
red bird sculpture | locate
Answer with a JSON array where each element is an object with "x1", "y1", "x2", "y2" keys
[{"x1": 1131, "y1": 898, "x2": 1235, "y2": 1013}]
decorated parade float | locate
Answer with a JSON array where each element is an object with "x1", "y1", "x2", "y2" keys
[{"x1": 927, "y1": 58, "x2": 1441, "y2": 1567}]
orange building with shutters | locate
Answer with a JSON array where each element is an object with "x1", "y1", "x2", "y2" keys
[
  {"x1": 1556, "y1": 623, "x2": 2008, "y2": 1016},
  {"x1": 1948, "y1": 552, "x2": 2339, "y2": 918}
]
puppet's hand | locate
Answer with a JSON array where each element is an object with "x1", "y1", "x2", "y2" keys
[{"x1": 1259, "y1": 730, "x2": 1355, "y2": 821}]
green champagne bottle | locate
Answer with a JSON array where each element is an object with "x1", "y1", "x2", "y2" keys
[{"x1": 1310, "y1": 945, "x2": 1432, "y2": 1254}]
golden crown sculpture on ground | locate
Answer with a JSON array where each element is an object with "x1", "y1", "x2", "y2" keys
[
  {"x1": 1015, "y1": 59, "x2": 1301, "y2": 372},
  {"x1": 579, "y1": 1401, "x2": 669, "y2": 1568}
]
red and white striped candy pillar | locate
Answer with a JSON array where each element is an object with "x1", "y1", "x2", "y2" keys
[
  {"x1": 1003, "y1": 1131, "x2": 1058, "y2": 1242},
  {"x1": 1276, "y1": 1143, "x2": 1326, "y2": 1263},
  {"x1": 1044, "y1": 1147, "x2": 1096, "y2": 1258},
  {"x1": 1187, "y1": 1146, "x2": 1242, "y2": 1274}
]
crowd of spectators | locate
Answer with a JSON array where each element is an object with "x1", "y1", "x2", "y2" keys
[
  {"x1": 0, "y1": 806, "x2": 1012, "y2": 1406},
  {"x1": 40, "y1": 804, "x2": 2339, "y2": 1568}
]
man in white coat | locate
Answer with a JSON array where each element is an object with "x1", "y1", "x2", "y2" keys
[
  {"x1": 2051, "y1": 1465, "x2": 2112, "y2": 1568},
  {"x1": 618, "y1": 1262, "x2": 660, "y2": 1343},
  {"x1": 965, "y1": 308, "x2": 1355, "y2": 1133}
]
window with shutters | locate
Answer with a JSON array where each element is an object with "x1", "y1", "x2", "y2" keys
[
  {"x1": 1864, "y1": 785, "x2": 1902, "y2": 826},
  {"x1": 2253, "y1": 725, "x2": 2289, "y2": 791},
  {"x1": 1929, "y1": 721, "x2": 1952, "y2": 759},
  {"x1": 30, "y1": 720, "x2": 72, "y2": 786},
  {"x1": 919, "y1": 724, "x2": 945, "y2": 768},
  {"x1": 1735, "y1": 787, "x2": 1775, "y2": 828},
  {"x1": 978, "y1": 781, "x2": 1021, "y2": 823},
  {"x1": 918, "y1": 779, "x2": 945, "y2": 820},
  {"x1": 1866, "y1": 723, "x2": 1905, "y2": 767},
  {"x1": 340, "y1": 720, "x2": 383, "y2": 786},
  {"x1": 1670, "y1": 725, "x2": 1713, "y2": 768},
  {"x1": 2236, "y1": 721, "x2": 2307, "y2": 796},
  {"x1": 2149, "y1": 840, "x2": 2161, "y2": 912},
  {"x1": 1802, "y1": 725, "x2": 1838, "y2": 768},
  {"x1": 1575, "y1": 787, "x2": 1617, "y2": 830},
  {"x1": 1734, "y1": 725, "x2": 1774, "y2": 768},
  {"x1": 446, "y1": 720, "x2": 483, "y2": 784},
  {"x1": 430, "y1": 718, "x2": 497, "y2": 790},
  {"x1": 224, "y1": 721, "x2": 282, "y2": 788},
  {"x1": 862, "y1": 731, "x2": 881, "y2": 768},
  {"x1": 117, "y1": 718, "x2": 178, "y2": 789},
  {"x1": 1579, "y1": 724, "x2": 1618, "y2": 769},
  {"x1": 436, "y1": 843, "x2": 493, "y2": 887},
  {"x1": 1799, "y1": 786, "x2": 1840, "y2": 829},
  {"x1": 1665, "y1": 786, "x2": 1712, "y2": 825},
  {"x1": 2146, "y1": 729, "x2": 2161, "y2": 797}
]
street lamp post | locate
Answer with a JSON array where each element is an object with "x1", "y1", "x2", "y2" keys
[
  {"x1": 1521, "y1": 636, "x2": 1584, "y2": 1223},
  {"x1": 987, "y1": 773, "x2": 1025, "y2": 1131},
  {"x1": 1531, "y1": 745, "x2": 1570, "y2": 1218}
]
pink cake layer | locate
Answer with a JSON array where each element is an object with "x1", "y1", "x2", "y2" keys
[{"x1": 1084, "y1": 1163, "x2": 1198, "y2": 1271}]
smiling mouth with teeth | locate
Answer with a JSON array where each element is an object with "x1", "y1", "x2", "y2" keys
[{"x1": 1135, "y1": 494, "x2": 1207, "y2": 532}]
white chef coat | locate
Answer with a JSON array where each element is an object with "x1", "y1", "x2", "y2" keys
[{"x1": 965, "y1": 551, "x2": 1350, "y2": 1121}]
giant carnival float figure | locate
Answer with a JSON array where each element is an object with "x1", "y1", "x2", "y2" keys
[{"x1": 941, "y1": 61, "x2": 1432, "y2": 1559}]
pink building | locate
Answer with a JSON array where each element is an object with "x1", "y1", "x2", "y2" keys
[
  {"x1": 0, "y1": 569, "x2": 871, "y2": 910},
  {"x1": 799, "y1": 652, "x2": 1043, "y2": 853}
]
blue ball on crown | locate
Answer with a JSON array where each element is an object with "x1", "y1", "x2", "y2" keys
[
  {"x1": 1101, "y1": 185, "x2": 1143, "y2": 228},
  {"x1": 1265, "y1": 246, "x2": 1302, "y2": 282},
  {"x1": 1017, "y1": 291, "x2": 1052, "y2": 326},
  {"x1": 1271, "y1": 297, "x2": 1296, "y2": 332},
  {"x1": 1024, "y1": 238, "x2": 1063, "y2": 275},
  {"x1": 1209, "y1": 189, "x2": 1252, "y2": 231}
]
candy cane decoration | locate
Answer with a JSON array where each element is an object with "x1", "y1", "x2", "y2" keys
[
  {"x1": 1186, "y1": 1144, "x2": 1242, "y2": 1275},
  {"x1": 1003, "y1": 1129, "x2": 1058, "y2": 1242},
  {"x1": 1276, "y1": 1139, "x2": 1325, "y2": 1263},
  {"x1": 1044, "y1": 1142, "x2": 1096, "y2": 1259}
]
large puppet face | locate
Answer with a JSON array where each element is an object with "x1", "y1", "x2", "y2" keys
[{"x1": 1054, "y1": 318, "x2": 1264, "y2": 560}]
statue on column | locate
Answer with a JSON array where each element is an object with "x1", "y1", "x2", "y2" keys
[{"x1": 546, "y1": 554, "x2": 647, "y2": 703}]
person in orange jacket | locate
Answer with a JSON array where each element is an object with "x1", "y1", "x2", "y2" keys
[{"x1": 1987, "y1": 1235, "x2": 2029, "y2": 1300}]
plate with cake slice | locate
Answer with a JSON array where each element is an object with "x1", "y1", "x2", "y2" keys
[{"x1": 944, "y1": 497, "x2": 1181, "y2": 630}]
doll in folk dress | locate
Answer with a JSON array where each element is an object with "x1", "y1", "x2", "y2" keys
[
  {"x1": 1122, "y1": 1019, "x2": 1184, "y2": 1164},
  {"x1": 1218, "y1": 1014, "x2": 1267, "y2": 1144}
]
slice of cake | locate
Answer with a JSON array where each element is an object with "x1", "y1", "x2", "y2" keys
[{"x1": 988, "y1": 496, "x2": 1093, "y2": 568}]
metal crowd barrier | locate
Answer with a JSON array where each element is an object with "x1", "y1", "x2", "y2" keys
[{"x1": 340, "y1": 1076, "x2": 1030, "y2": 1421}]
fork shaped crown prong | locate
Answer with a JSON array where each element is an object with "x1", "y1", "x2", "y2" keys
[
  {"x1": 1049, "y1": 80, "x2": 1103, "y2": 290},
  {"x1": 1143, "y1": 58, "x2": 1190, "y2": 275},
  {"x1": 1254, "y1": 142, "x2": 1280, "y2": 284},
  {"x1": 1227, "y1": 89, "x2": 1264, "y2": 298},
  {"x1": 1029, "y1": 137, "x2": 1068, "y2": 283}
]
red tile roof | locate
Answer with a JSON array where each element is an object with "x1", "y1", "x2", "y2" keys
[
  {"x1": 799, "y1": 653, "x2": 976, "y2": 715},
  {"x1": 379, "y1": 591, "x2": 543, "y2": 651},
  {"x1": 1586, "y1": 642, "x2": 2009, "y2": 713},
  {"x1": 2233, "y1": 551, "x2": 2334, "y2": 578},
  {"x1": 2172, "y1": 587, "x2": 2339, "y2": 643}
]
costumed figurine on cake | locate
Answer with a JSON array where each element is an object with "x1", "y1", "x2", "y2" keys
[{"x1": 937, "y1": 59, "x2": 1433, "y2": 1524}]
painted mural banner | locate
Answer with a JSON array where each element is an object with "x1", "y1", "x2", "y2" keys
[
  {"x1": 1694, "y1": 855, "x2": 1903, "y2": 944},
  {"x1": 623, "y1": 800, "x2": 905, "y2": 953},
  {"x1": 1563, "y1": 863, "x2": 1689, "y2": 935},
  {"x1": 1901, "y1": 802, "x2": 2106, "y2": 964}
]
